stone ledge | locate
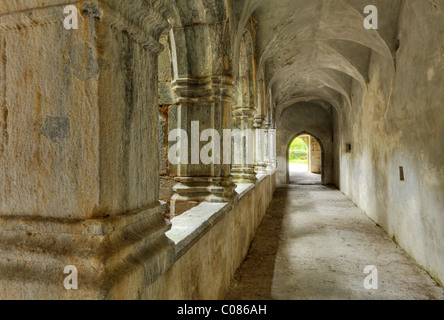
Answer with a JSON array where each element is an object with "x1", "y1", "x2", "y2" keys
[
  {"x1": 256, "y1": 173, "x2": 267, "y2": 183},
  {"x1": 0, "y1": 201, "x2": 166, "y2": 235},
  {"x1": 166, "y1": 202, "x2": 230, "y2": 261},
  {"x1": 235, "y1": 183, "x2": 255, "y2": 200},
  {"x1": 166, "y1": 176, "x2": 264, "y2": 262},
  {"x1": 143, "y1": 172, "x2": 276, "y2": 299}
]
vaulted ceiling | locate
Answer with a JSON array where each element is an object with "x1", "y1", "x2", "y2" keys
[{"x1": 236, "y1": 0, "x2": 404, "y2": 118}]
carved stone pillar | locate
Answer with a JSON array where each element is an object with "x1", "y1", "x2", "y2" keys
[
  {"x1": 170, "y1": 76, "x2": 237, "y2": 215},
  {"x1": 231, "y1": 103, "x2": 257, "y2": 184},
  {"x1": 267, "y1": 125, "x2": 277, "y2": 171},
  {"x1": 167, "y1": 5, "x2": 238, "y2": 215},
  {"x1": 264, "y1": 123, "x2": 270, "y2": 171},
  {"x1": 0, "y1": 0, "x2": 174, "y2": 299},
  {"x1": 254, "y1": 116, "x2": 267, "y2": 174}
]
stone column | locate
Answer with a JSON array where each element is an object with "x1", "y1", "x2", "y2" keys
[
  {"x1": 0, "y1": 0, "x2": 174, "y2": 299},
  {"x1": 264, "y1": 123, "x2": 270, "y2": 171},
  {"x1": 254, "y1": 115, "x2": 267, "y2": 174},
  {"x1": 231, "y1": 103, "x2": 257, "y2": 184},
  {"x1": 267, "y1": 125, "x2": 277, "y2": 171},
  {"x1": 170, "y1": 76, "x2": 237, "y2": 215},
  {"x1": 167, "y1": 4, "x2": 238, "y2": 215}
]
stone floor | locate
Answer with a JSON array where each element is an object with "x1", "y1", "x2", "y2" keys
[
  {"x1": 289, "y1": 163, "x2": 321, "y2": 185},
  {"x1": 225, "y1": 185, "x2": 444, "y2": 300}
]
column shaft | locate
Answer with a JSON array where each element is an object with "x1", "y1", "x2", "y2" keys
[
  {"x1": 254, "y1": 116, "x2": 267, "y2": 174},
  {"x1": 170, "y1": 76, "x2": 237, "y2": 215},
  {"x1": 0, "y1": 0, "x2": 174, "y2": 299},
  {"x1": 231, "y1": 105, "x2": 257, "y2": 184}
]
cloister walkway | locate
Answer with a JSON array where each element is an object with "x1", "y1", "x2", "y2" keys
[
  {"x1": 289, "y1": 163, "x2": 321, "y2": 185},
  {"x1": 225, "y1": 185, "x2": 444, "y2": 300}
]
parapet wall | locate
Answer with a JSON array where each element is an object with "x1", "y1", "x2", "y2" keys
[{"x1": 142, "y1": 172, "x2": 276, "y2": 300}]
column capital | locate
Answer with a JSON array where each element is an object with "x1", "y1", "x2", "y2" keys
[
  {"x1": 172, "y1": 76, "x2": 234, "y2": 104},
  {"x1": 232, "y1": 105, "x2": 256, "y2": 120},
  {"x1": 0, "y1": 1, "x2": 171, "y2": 54}
]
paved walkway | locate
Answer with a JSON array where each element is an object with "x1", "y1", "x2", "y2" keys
[
  {"x1": 226, "y1": 185, "x2": 444, "y2": 300},
  {"x1": 289, "y1": 163, "x2": 321, "y2": 185}
]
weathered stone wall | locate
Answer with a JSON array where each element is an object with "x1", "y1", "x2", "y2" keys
[
  {"x1": 309, "y1": 137, "x2": 322, "y2": 174},
  {"x1": 337, "y1": 1, "x2": 444, "y2": 285},
  {"x1": 0, "y1": 0, "x2": 175, "y2": 299},
  {"x1": 143, "y1": 173, "x2": 276, "y2": 300}
]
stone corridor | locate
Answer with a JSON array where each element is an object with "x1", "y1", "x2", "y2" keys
[
  {"x1": 226, "y1": 185, "x2": 444, "y2": 300},
  {"x1": 1, "y1": 0, "x2": 444, "y2": 300}
]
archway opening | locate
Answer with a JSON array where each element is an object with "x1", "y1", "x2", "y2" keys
[
  {"x1": 288, "y1": 134, "x2": 322, "y2": 185},
  {"x1": 158, "y1": 33, "x2": 175, "y2": 220}
]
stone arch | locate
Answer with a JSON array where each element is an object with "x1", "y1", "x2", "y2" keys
[
  {"x1": 158, "y1": 31, "x2": 177, "y2": 220},
  {"x1": 286, "y1": 131, "x2": 326, "y2": 185},
  {"x1": 277, "y1": 97, "x2": 343, "y2": 132},
  {"x1": 250, "y1": 0, "x2": 396, "y2": 126},
  {"x1": 276, "y1": 102, "x2": 334, "y2": 186}
]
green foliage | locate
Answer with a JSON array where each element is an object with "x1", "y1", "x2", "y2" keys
[
  {"x1": 289, "y1": 138, "x2": 308, "y2": 162},
  {"x1": 290, "y1": 138, "x2": 307, "y2": 151}
]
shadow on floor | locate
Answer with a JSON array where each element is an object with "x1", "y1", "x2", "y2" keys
[
  {"x1": 226, "y1": 185, "x2": 444, "y2": 300},
  {"x1": 225, "y1": 187, "x2": 290, "y2": 300}
]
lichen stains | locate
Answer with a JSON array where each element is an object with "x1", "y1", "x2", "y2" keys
[
  {"x1": 81, "y1": 2, "x2": 103, "y2": 20},
  {"x1": 40, "y1": 116, "x2": 71, "y2": 143},
  {"x1": 70, "y1": 43, "x2": 100, "y2": 81}
]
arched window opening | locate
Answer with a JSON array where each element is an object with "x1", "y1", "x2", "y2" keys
[{"x1": 158, "y1": 33, "x2": 175, "y2": 220}]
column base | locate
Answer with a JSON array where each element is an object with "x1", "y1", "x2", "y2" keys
[
  {"x1": 255, "y1": 164, "x2": 268, "y2": 175},
  {"x1": 266, "y1": 163, "x2": 276, "y2": 172},
  {"x1": 160, "y1": 176, "x2": 177, "y2": 220},
  {"x1": 0, "y1": 203, "x2": 174, "y2": 300},
  {"x1": 171, "y1": 177, "x2": 238, "y2": 216},
  {"x1": 231, "y1": 167, "x2": 257, "y2": 184}
]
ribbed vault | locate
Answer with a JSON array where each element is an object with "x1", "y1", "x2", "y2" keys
[{"x1": 233, "y1": 0, "x2": 403, "y2": 120}]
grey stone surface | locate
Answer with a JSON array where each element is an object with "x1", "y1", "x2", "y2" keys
[
  {"x1": 244, "y1": 0, "x2": 444, "y2": 286},
  {"x1": 0, "y1": 0, "x2": 175, "y2": 299},
  {"x1": 289, "y1": 164, "x2": 322, "y2": 185},
  {"x1": 144, "y1": 173, "x2": 276, "y2": 300},
  {"x1": 226, "y1": 185, "x2": 444, "y2": 300},
  {"x1": 0, "y1": 0, "x2": 443, "y2": 300}
]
